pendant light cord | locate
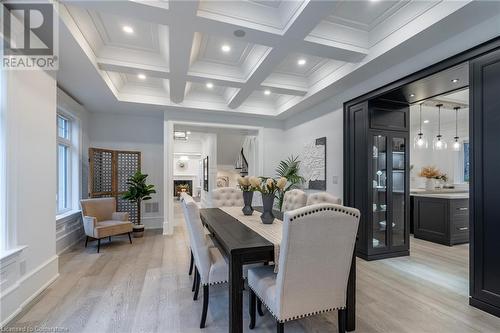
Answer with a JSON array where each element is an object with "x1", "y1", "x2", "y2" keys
[
  {"x1": 437, "y1": 104, "x2": 442, "y2": 136},
  {"x1": 419, "y1": 104, "x2": 423, "y2": 133},
  {"x1": 454, "y1": 106, "x2": 460, "y2": 139}
]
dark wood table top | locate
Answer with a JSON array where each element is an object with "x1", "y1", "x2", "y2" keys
[{"x1": 199, "y1": 208, "x2": 275, "y2": 256}]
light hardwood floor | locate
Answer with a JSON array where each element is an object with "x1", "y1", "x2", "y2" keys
[{"x1": 8, "y1": 204, "x2": 500, "y2": 333}]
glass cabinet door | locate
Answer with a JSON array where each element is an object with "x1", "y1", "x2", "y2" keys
[
  {"x1": 372, "y1": 135, "x2": 387, "y2": 249},
  {"x1": 391, "y1": 137, "x2": 406, "y2": 247}
]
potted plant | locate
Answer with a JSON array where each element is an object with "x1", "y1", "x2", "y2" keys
[
  {"x1": 418, "y1": 166, "x2": 445, "y2": 190},
  {"x1": 122, "y1": 171, "x2": 156, "y2": 237},
  {"x1": 275, "y1": 155, "x2": 305, "y2": 211},
  {"x1": 255, "y1": 176, "x2": 287, "y2": 224}
]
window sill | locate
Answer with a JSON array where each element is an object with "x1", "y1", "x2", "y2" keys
[
  {"x1": 0, "y1": 245, "x2": 27, "y2": 264},
  {"x1": 56, "y1": 209, "x2": 81, "y2": 223}
]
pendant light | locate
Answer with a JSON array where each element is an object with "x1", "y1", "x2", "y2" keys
[
  {"x1": 413, "y1": 103, "x2": 428, "y2": 149},
  {"x1": 452, "y1": 106, "x2": 461, "y2": 151},
  {"x1": 433, "y1": 104, "x2": 447, "y2": 150}
]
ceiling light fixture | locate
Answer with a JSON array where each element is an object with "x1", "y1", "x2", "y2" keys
[
  {"x1": 221, "y1": 44, "x2": 231, "y2": 53},
  {"x1": 414, "y1": 103, "x2": 428, "y2": 149},
  {"x1": 206, "y1": 82, "x2": 214, "y2": 89},
  {"x1": 264, "y1": 89, "x2": 271, "y2": 95},
  {"x1": 297, "y1": 58, "x2": 306, "y2": 66},
  {"x1": 409, "y1": 93, "x2": 415, "y2": 97},
  {"x1": 186, "y1": 131, "x2": 191, "y2": 135},
  {"x1": 451, "y1": 78, "x2": 459, "y2": 83},
  {"x1": 433, "y1": 104, "x2": 448, "y2": 151},
  {"x1": 424, "y1": 120, "x2": 430, "y2": 124},
  {"x1": 122, "y1": 25, "x2": 134, "y2": 34},
  {"x1": 137, "y1": 73, "x2": 146, "y2": 80},
  {"x1": 234, "y1": 29, "x2": 246, "y2": 38},
  {"x1": 452, "y1": 106, "x2": 461, "y2": 151}
]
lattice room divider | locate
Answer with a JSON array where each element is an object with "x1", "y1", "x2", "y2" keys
[{"x1": 89, "y1": 148, "x2": 141, "y2": 224}]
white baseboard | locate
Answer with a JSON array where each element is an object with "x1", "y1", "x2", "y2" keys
[{"x1": 1, "y1": 255, "x2": 59, "y2": 327}]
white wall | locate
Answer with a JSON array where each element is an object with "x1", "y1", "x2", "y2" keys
[
  {"x1": 1, "y1": 70, "x2": 58, "y2": 326},
  {"x1": 89, "y1": 113, "x2": 164, "y2": 229}
]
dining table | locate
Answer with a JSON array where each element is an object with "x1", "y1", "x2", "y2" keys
[{"x1": 199, "y1": 206, "x2": 356, "y2": 333}]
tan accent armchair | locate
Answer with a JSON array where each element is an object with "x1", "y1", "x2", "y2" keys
[{"x1": 80, "y1": 197, "x2": 133, "y2": 253}]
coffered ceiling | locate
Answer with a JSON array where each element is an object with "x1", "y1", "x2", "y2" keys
[{"x1": 57, "y1": 0, "x2": 482, "y2": 118}]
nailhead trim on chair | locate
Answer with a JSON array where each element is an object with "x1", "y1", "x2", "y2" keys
[
  {"x1": 202, "y1": 280, "x2": 228, "y2": 287},
  {"x1": 249, "y1": 287, "x2": 345, "y2": 323},
  {"x1": 289, "y1": 206, "x2": 360, "y2": 222}
]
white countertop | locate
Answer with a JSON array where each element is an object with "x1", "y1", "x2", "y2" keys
[{"x1": 411, "y1": 192, "x2": 469, "y2": 199}]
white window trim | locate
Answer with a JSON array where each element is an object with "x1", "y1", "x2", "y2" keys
[{"x1": 56, "y1": 108, "x2": 81, "y2": 219}]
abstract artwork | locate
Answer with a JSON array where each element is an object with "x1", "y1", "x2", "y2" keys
[{"x1": 301, "y1": 137, "x2": 326, "y2": 190}]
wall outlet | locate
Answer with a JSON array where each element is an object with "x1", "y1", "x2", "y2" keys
[{"x1": 332, "y1": 176, "x2": 339, "y2": 185}]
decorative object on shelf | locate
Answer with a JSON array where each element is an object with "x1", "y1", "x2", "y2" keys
[
  {"x1": 275, "y1": 155, "x2": 305, "y2": 211},
  {"x1": 452, "y1": 106, "x2": 461, "y2": 151},
  {"x1": 433, "y1": 104, "x2": 448, "y2": 150},
  {"x1": 202, "y1": 156, "x2": 209, "y2": 191},
  {"x1": 122, "y1": 171, "x2": 156, "y2": 237},
  {"x1": 414, "y1": 103, "x2": 428, "y2": 149},
  {"x1": 255, "y1": 177, "x2": 287, "y2": 224},
  {"x1": 237, "y1": 176, "x2": 258, "y2": 216},
  {"x1": 301, "y1": 137, "x2": 326, "y2": 190},
  {"x1": 418, "y1": 166, "x2": 446, "y2": 190}
]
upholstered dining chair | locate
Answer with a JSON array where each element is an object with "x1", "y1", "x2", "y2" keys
[
  {"x1": 211, "y1": 187, "x2": 244, "y2": 207},
  {"x1": 281, "y1": 189, "x2": 307, "y2": 212},
  {"x1": 80, "y1": 197, "x2": 133, "y2": 253},
  {"x1": 181, "y1": 194, "x2": 228, "y2": 329},
  {"x1": 306, "y1": 192, "x2": 342, "y2": 206},
  {"x1": 247, "y1": 203, "x2": 360, "y2": 333}
]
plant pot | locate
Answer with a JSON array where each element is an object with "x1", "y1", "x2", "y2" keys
[
  {"x1": 260, "y1": 193, "x2": 275, "y2": 224},
  {"x1": 133, "y1": 224, "x2": 145, "y2": 238},
  {"x1": 424, "y1": 178, "x2": 435, "y2": 190},
  {"x1": 242, "y1": 191, "x2": 254, "y2": 216}
]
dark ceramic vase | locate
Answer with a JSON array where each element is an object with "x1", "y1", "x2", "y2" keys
[
  {"x1": 242, "y1": 191, "x2": 254, "y2": 216},
  {"x1": 260, "y1": 193, "x2": 275, "y2": 224}
]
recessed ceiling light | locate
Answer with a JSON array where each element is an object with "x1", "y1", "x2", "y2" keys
[
  {"x1": 264, "y1": 90, "x2": 271, "y2": 95},
  {"x1": 122, "y1": 25, "x2": 134, "y2": 34},
  {"x1": 451, "y1": 78, "x2": 459, "y2": 83},
  {"x1": 137, "y1": 73, "x2": 146, "y2": 80},
  {"x1": 297, "y1": 58, "x2": 306, "y2": 66},
  {"x1": 424, "y1": 120, "x2": 430, "y2": 124},
  {"x1": 186, "y1": 131, "x2": 191, "y2": 135},
  {"x1": 206, "y1": 82, "x2": 214, "y2": 89},
  {"x1": 409, "y1": 94, "x2": 415, "y2": 97},
  {"x1": 221, "y1": 44, "x2": 231, "y2": 53}
]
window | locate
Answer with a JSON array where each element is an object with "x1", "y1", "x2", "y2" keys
[
  {"x1": 57, "y1": 114, "x2": 72, "y2": 214},
  {"x1": 463, "y1": 142, "x2": 470, "y2": 183}
]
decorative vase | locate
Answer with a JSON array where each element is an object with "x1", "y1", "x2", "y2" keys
[
  {"x1": 260, "y1": 193, "x2": 275, "y2": 224},
  {"x1": 242, "y1": 191, "x2": 254, "y2": 216},
  {"x1": 425, "y1": 178, "x2": 435, "y2": 191}
]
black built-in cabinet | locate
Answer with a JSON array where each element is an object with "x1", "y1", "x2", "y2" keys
[{"x1": 348, "y1": 99, "x2": 410, "y2": 261}]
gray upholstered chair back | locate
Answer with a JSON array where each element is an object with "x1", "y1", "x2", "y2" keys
[
  {"x1": 275, "y1": 204, "x2": 360, "y2": 320},
  {"x1": 211, "y1": 187, "x2": 244, "y2": 207},
  {"x1": 306, "y1": 192, "x2": 342, "y2": 206},
  {"x1": 80, "y1": 197, "x2": 116, "y2": 222},
  {"x1": 281, "y1": 189, "x2": 307, "y2": 212}
]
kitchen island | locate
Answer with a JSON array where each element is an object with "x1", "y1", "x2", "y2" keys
[{"x1": 411, "y1": 192, "x2": 469, "y2": 246}]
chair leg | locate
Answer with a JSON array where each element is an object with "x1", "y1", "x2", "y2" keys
[
  {"x1": 97, "y1": 239, "x2": 101, "y2": 253},
  {"x1": 128, "y1": 232, "x2": 132, "y2": 244},
  {"x1": 338, "y1": 309, "x2": 346, "y2": 333},
  {"x1": 257, "y1": 298, "x2": 264, "y2": 316},
  {"x1": 277, "y1": 321, "x2": 284, "y2": 333},
  {"x1": 85, "y1": 236, "x2": 89, "y2": 248},
  {"x1": 189, "y1": 251, "x2": 194, "y2": 276},
  {"x1": 249, "y1": 289, "x2": 256, "y2": 329},
  {"x1": 200, "y1": 285, "x2": 209, "y2": 328},
  {"x1": 192, "y1": 266, "x2": 198, "y2": 292},
  {"x1": 193, "y1": 269, "x2": 200, "y2": 301}
]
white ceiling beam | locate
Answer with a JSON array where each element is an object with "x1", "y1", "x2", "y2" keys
[
  {"x1": 168, "y1": 1, "x2": 199, "y2": 103},
  {"x1": 228, "y1": 0, "x2": 338, "y2": 109}
]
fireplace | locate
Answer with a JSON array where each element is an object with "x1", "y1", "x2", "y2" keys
[{"x1": 174, "y1": 180, "x2": 192, "y2": 197}]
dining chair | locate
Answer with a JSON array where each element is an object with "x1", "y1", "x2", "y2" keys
[
  {"x1": 281, "y1": 189, "x2": 307, "y2": 212},
  {"x1": 211, "y1": 187, "x2": 244, "y2": 207},
  {"x1": 181, "y1": 194, "x2": 229, "y2": 328},
  {"x1": 180, "y1": 193, "x2": 195, "y2": 277},
  {"x1": 306, "y1": 192, "x2": 342, "y2": 206},
  {"x1": 247, "y1": 203, "x2": 360, "y2": 333}
]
